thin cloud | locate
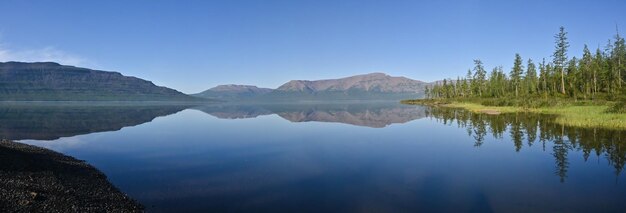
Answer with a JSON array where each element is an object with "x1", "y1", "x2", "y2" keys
[{"x1": 0, "y1": 44, "x2": 86, "y2": 66}]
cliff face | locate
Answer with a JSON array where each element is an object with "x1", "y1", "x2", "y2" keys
[{"x1": 0, "y1": 62, "x2": 196, "y2": 101}]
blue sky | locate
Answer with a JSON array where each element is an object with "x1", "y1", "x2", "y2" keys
[{"x1": 0, "y1": 0, "x2": 625, "y2": 93}]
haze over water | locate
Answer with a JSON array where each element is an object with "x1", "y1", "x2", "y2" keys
[{"x1": 6, "y1": 102, "x2": 625, "y2": 212}]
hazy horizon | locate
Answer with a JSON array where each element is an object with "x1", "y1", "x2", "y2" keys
[{"x1": 1, "y1": 0, "x2": 625, "y2": 93}]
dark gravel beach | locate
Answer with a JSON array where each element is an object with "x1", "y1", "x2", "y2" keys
[{"x1": 0, "y1": 139, "x2": 143, "y2": 212}]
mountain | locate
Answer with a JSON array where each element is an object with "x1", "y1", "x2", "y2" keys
[
  {"x1": 0, "y1": 61, "x2": 198, "y2": 101},
  {"x1": 196, "y1": 73, "x2": 429, "y2": 101},
  {"x1": 276, "y1": 73, "x2": 425, "y2": 93},
  {"x1": 192, "y1": 84, "x2": 273, "y2": 100}
]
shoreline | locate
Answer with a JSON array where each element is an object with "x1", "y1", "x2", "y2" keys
[
  {"x1": 401, "y1": 99, "x2": 626, "y2": 129},
  {"x1": 0, "y1": 139, "x2": 143, "y2": 212}
]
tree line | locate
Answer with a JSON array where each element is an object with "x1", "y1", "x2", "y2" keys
[{"x1": 426, "y1": 26, "x2": 626, "y2": 101}]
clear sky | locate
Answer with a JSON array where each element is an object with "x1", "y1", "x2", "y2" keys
[{"x1": 0, "y1": 0, "x2": 625, "y2": 93}]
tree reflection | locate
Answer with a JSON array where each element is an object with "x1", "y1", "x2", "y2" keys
[{"x1": 425, "y1": 107, "x2": 626, "y2": 182}]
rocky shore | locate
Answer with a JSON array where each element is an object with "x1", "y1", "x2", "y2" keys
[{"x1": 0, "y1": 139, "x2": 143, "y2": 212}]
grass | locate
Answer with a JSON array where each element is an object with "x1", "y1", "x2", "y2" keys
[{"x1": 401, "y1": 98, "x2": 626, "y2": 129}]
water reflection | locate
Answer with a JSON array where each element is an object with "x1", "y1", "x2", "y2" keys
[
  {"x1": 194, "y1": 103, "x2": 427, "y2": 128},
  {"x1": 0, "y1": 103, "x2": 189, "y2": 140},
  {"x1": 0, "y1": 102, "x2": 427, "y2": 141},
  {"x1": 12, "y1": 103, "x2": 626, "y2": 212},
  {"x1": 425, "y1": 107, "x2": 626, "y2": 182}
]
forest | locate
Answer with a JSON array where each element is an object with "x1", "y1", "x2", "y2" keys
[{"x1": 424, "y1": 27, "x2": 626, "y2": 111}]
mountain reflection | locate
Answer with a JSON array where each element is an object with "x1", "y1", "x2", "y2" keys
[
  {"x1": 425, "y1": 107, "x2": 626, "y2": 182},
  {"x1": 0, "y1": 103, "x2": 189, "y2": 140},
  {"x1": 194, "y1": 103, "x2": 428, "y2": 128}
]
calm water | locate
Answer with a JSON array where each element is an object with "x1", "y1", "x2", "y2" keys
[{"x1": 3, "y1": 102, "x2": 625, "y2": 212}]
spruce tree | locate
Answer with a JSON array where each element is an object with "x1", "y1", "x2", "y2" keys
[
  {"x1": 526, "y1": 59, "x2": 538, "y2": 95},
  {"x1": 593, "y1": 48, "x2": 604, "y2": 94},
  {"x1": 473, "y1": 59, "x2": 487, "y2": 97},
  {"x1": 511, "y1": 53, "x2": 524, "y2": 97},
  {"x1": 553, "y1": 26, "x2": 569, "y2": 94},
  {"x1": 466, "y1": 69, "x2": 474, "y2": 97},
  {"x1": 580, "y1": 45, "x2": 593, "y2": 98},
  {"x1": 613, "y1": 27, "x2": 625, "y2": 89},
  {"x1": 539, "y1": 58, "x2": 548, "y2": 95}
]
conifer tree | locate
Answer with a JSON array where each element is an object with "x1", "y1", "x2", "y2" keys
[
  {"x1": 472, "y1": 60, "x2": 487, "y2": 97},
  {"x1": 553, "y1": 26, "x2": 569, "y2": 95},
  {"x1": 613, "y1": 27, "x2": 625, "y2": 89},
  {"x1": 526, "y1": 59, "x2": 538, "y2": 95},
  {"x1": 511, "y1": 53, "x2": 524, "y2": 97},
  {"x1": 539, "y1": 58, "x2": 548, "y2": 95},
  {"x1": 580, "y1": 45, "x2": 593, "y2": 98}
]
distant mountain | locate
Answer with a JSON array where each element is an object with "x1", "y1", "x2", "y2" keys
[
  {"x1": 195, "y1": 73, "x2": 428, "y2": 101},
  {"x1": 192, "y1": 84, "x2": 273, "y2": 100},
  {"x1": 276, "y1": 73, "x2": 425, "y2": 93},
  {"x1": 0, "y1": 62, "x2": 198, "y2": 101}
]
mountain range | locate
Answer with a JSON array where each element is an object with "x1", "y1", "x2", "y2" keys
[
  {"x1": 0, "y1": 61, "x2": 431, "y2": 102},
  {"x1": 0, "y1": 62, "x2": 197, "y2": 101},
  {"x1": 193, "y1": 73, "x2": 429, "y2": 101}
]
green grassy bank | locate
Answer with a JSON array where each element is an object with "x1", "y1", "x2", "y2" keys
[{"x1": 401, "y1": 98, "x2": 626, "y2": 129}]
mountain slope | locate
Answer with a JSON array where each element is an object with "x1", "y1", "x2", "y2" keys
[
  {"x1": 196, "y1": 73, "x2": 428, "y2": 101},
  {"x1": 276, "y1": 72, "x2": 426, "y2": 93},
  {"x1": 0, "y1": 62, "x2": 197, "y2": 101},
  {"x1": 192, "y1": 84, "x2": 273, "y2": 100},
  {"x1": 267, "y1": 73, "x2": 428, "y2": 100}
]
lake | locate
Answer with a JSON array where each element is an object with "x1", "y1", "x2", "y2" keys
[{"x1": 3, "y1": 102, "x2": 625, "y2": 212}]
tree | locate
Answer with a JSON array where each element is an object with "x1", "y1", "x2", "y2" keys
[
  {"x1": 553, "y1": 26, "x2": 569, "y2": 95},
  {"x1": 460, "y1": 78, "x2": 468, "y2": 97},
  {"x1": 539, "y1": 58, "x2": 548, "y2": 95},
  {"x1": 427, "y1": 26, "x2": 625, "y2": 103},
  {"x1": 526, "y1": 59, "x2": 538, "y2": 95},
  {"x1": 511, "y1": 53, "x2": 524, "y2": 97},
  {"x1": 488, "y1": 67, "x2": 501, "y2": 97},
  {"x1": 592, "y1": 48, "x2": 605, "y2": 94},
  {"x1": 580, "y1": 45, "x2": 593, "y2": 98},
  {"x1": 466, "y1": 69, "x2": 473, "y2": 96},
  {"x1": 473, "y1": 59, "x2": 487, "y2": 97},
  {"x1": 613, "y1": 27, "x2": 625, "y2": 89},
  {"x1": 455, "y1": 77, "x2": 461, "y2": 97},
  {"x1": 442, "y1": 79, "x2": 450, "y2": 98},
  {"x1": 566, "y1": 57, "x2": 579, "y2": 98},
  {"x1": 605, "y1": 40, "x2": 618, "y2": 94},
  {"x1": 488, "y1": 66, "x2": 506, "y2": 98}
]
